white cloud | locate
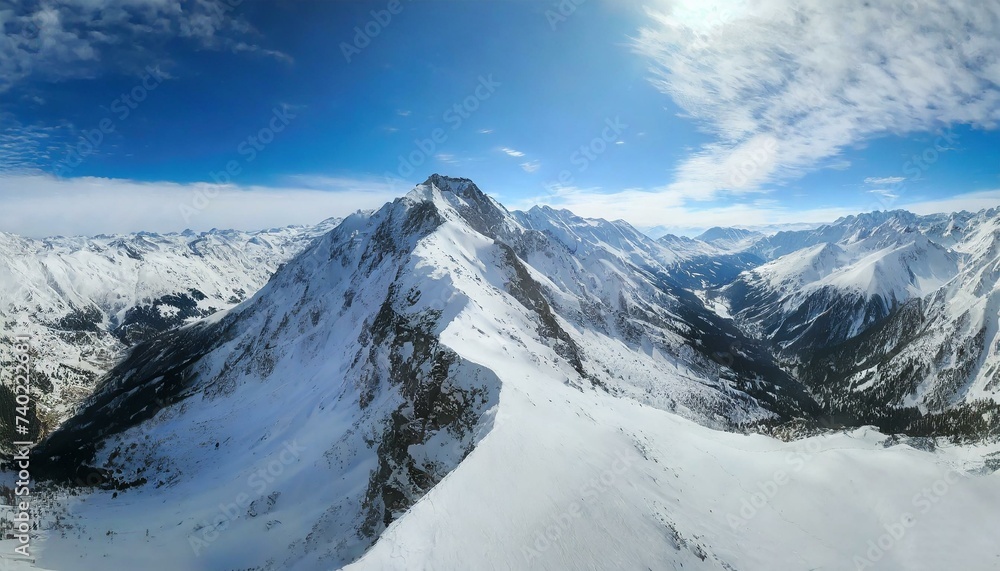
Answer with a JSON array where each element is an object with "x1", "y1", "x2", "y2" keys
[
  {"x1": 633, "y1": 0, "x2": 1000, "y2": 199},
  {"x1": 500, "y1": 147, "x2": 525, "y2": 158},
  {"x1": 232, "y1": 42, "x2": 294, "y2": 64},
  {"x1": 477, "y1": 129, "x2": 494, "y2": 134},
  {"x1": 867, "y1": 189, "x2": 899, "y2": 200},
  {"x1": 0, "y1": 119, "x2": 66, "y2": 172},
  {"x1": 9, "y1": 172, "x2": 999, "y2": 241},
  {"x1": 0, "y1": 174, "x2": 400, "y2": 238},
  {"x1": 435, "y1": 153, "x2": 458, "y2": 164},
  {"x1": 397, "y1": 110, "x2": 411, "y2": 117},
  {"x1": 520, "y1": 160, "x2": 541, "y2": 173},
  {"x1": 865, "y1": 176, "x2": 906, "y2": 185}
]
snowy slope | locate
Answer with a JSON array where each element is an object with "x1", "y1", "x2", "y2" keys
[
  {"x1": 25, "y1": 304, "x2": 1000, "y2": 570},
  {"x1": 498, "y1": 194, "x2": 815, "y2": 423},
  {"x1": 721, "y1": 233, "x2": 959, "y2": 351},
  {"x1": 796, "y1": 211, "x2": 1000, "y2": 426},
  {"x1": 0, "y1": 220, "x2": 338, "y2": 439},
  {"x1": 23, "y1": 176, "x2": 819, "y2": 570},
  {"x1": 347, "y1": 387, "x2": 1000, "y2": 571},
  {"x1": 12, "y1": 387, "x2": 1000, "y2": 571},
  {"x1": 696, "y1": 226, "x2": 763, "y2": 252},
  {"x1": 692, "y1": 208, "x2": 1000, "y2": 433},
  {"x1": 10, "y1": 180, "x2": 1000, "y2": 570}
]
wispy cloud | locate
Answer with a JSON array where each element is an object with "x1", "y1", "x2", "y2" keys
[
  {"x1": 500, "y1": 147, "x2": 525, "y2": 157},
  {"x1": 633, "y1": 0, "x2": 1000, "y2": 200},
  {"x1": 477, "y1": 128, "x2": 494, "y2": 134},
  {"x1": 0, "y1": 117, "x2": 70, "y2": 173},
  {"x1": 520, "y1": 160, "x2": 541, "y2": 173},
  {"x1": 865, "y1": 176, "x2": 906, "y2": 185},
  {"x1": 900, "y1": 189, "x2": 1000, "y2": 217},
  {"x1": 231, "y1": 42, "x2": 294, "y2": 64},
  {"x1": 0, "y1": 0, "x2": 288, "y2": 92},
  {"x1": 0, "y1": 174, "x2": 400, "y2": 237},
  {"x1": 435, "y1": 153, "x2": 459, "y2": 164},
  {"x1": 397, "y1": 109, "x2": 412, "y2": 117},
  {"x1": 867, "y1": 188, "x2": 899, "y2": 200}
]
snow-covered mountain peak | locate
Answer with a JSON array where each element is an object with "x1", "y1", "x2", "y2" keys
[
  {"x1": 751, "y1": 241, "x2": 847, "y2": 288},
  {"x1": 512, "y1": 204, "x2": 700, "y2": 274},
  {"x1": 415, "y1": 173, "x2": 500, "y2": 213},
  {"x1": 421, "y1": 173, "x2": 478, "y2": 193},
  {"x1": 695, "y1": 226, "x2": 762, "y2": 251},
  {"x1": 830, "y1": 209, "x2": 918, "y2": 230},
  {"x1": 31, "y1": 175, "x2": 819, "y2": 488},
  {"x1": 407, "y1": 173, "x2": 518, "y2": 239}
]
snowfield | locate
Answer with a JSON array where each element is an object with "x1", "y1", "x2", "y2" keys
[
  {"x1": 14, "y1": 370, "x2": 1000, "y2": 570},
  {"x1": 349, "y1": 385, "x2": 1000, "y2": 571}
]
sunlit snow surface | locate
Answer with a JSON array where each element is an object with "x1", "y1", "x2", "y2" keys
[{"x1": 15, "y1": 368, "x2": 1000, "y2": 570}]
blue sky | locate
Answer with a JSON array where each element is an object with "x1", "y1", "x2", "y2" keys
[{"x1": 2, "y1": 0, "x2": 1000, "y2": 237}]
